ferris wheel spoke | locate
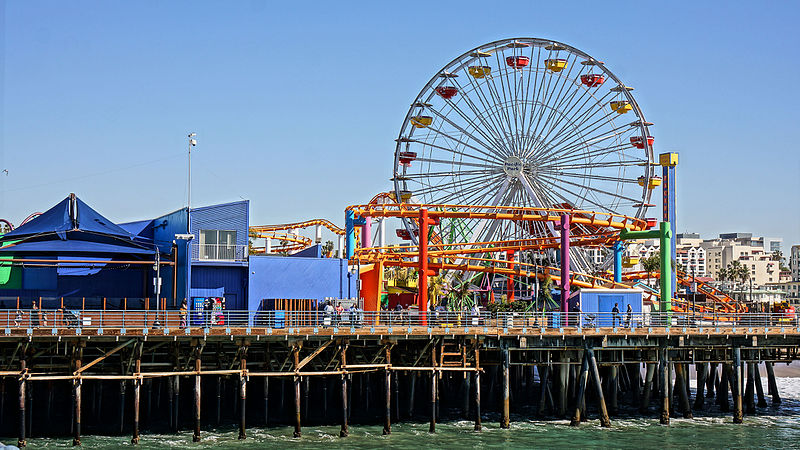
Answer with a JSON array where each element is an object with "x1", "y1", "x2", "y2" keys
[
  {"x1": 538, "y1": 173, "x2": 644, "y2": 205},
  {"x1": 462, "y1": 72, "x2": 516, "y2": 154},
  {"x1": 521, "y1": 74, "x2": 586, "y2": 158},
  {"x1": 543, "y1": 130, "x2": 634, "y2": 165},
  {"x1": 516, "y1": 45, "x2": 539, "y2": 148},
  {"x1": 484, "y1": 63, "x2": 520, "y2": 153},
  {"x1": 402, "y1": 168, "x2": 499, "y2": 179},
  {"x1": 526, "y1": 53, "x2": 581, "y2": 152},
  {"x1": 535, "y1": 175, "x2": 620, "y2": 214},
  {"x1": 412, "y1": 156, "x2": 495, "y2": 170},
  {"x1": 539, "y1": 114, "x2": 625, "y2": 162},
  {"x1": 415, "y1": 127, "x2": 503, "y2": 164},
  {"x1": 545, "y1": 159, "x2": 649, "y2": 172},
  {"x1": 427, "y1": 101, "x2": 508, "y2": 159},
  {"x1": 493, "y1": 53, "x2": 523, "y2": 152},
  {"x1": 542, "y1": 144, "x2": 642, "y2": 169},
  {"x1": 451, "y1": 76, "x2": 513, "y2": 153},
  {"x1": 538, "y1": 170, "x2": 639, "y2": 184},
  {"x1": 409, "y1": 172, "x2": 501, "y2": 198},
  {"x1": 411, "y1": 139, "x2": 503, "y2": 166}
]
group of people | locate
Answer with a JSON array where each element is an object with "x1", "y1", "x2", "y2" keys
[
  {"x1": 611, "y1": 302, "x2": 634, "y2": 328},
  {"x1": 321, "y1": 301, "x2": 362, "y2": 327}
]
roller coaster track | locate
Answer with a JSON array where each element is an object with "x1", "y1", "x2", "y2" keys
[{"x1": 250, "y1": 219, "x2": 344, "y2": 236}]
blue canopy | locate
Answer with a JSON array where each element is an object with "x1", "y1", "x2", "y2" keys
[{"x1": 0, "y1": 193, "x2": 157, "y2": 257}]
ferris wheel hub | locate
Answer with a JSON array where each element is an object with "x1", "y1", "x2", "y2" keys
[{"x1": 502, "y1": 156, "x2": 524, "y2": 177}]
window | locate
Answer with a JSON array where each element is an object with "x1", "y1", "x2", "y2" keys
[{"x1": 198, "y1": 230, "x2": 237, "y2": 260}]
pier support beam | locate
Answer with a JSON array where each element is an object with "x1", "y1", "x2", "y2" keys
[
  {"x1": 18, "y1": 359, "x2": 26, "y2": 448},
  {"x1": 765, "y1": 361, "x2": 781, "y2": 405},
  {"x1": 659, "y1": 348, "x2": 669, "y2": 425},
  {"x1": 587, "y1": 347, "x2": 610, "y2": 427},
  {"x1": 474, "y1": 347, "x2": 481, "y2": 431},
  {"x1": 732, "y1": 348, "x2": 743, "y2": 424},
  {"x1": 537, "y1": 365, "x2": 549, "y2": 416},
  {"x1": 718, "y1": 364, "x2": 730, "y2": 411},
  {"x1": 745, "y1": 362, "x2": 756, "y2": 414},
  {"x1": 501, "y1": 345, "x2": 510, "y2": 428},
  {"x1": 674, "y1": 363, "x2": 692, "y2": 418},
  {"x1": 570, "y1": 351, "x2": 589, "y2": 426},
  {"x1": 239, "y1": 353, "x2": 248, "y2": 440},
  {"x1": 693, "y1": 363, "x2": 706, "y2": 410},
  {"x1": 609, "y1": 365, "x2": 619, "y2": 415},
  {"x1": 755, "y1": 362, "x2": 768, "y2": 407},
  {"x1": 132, "y1": 348, "x2": 142, "y2": 445},
  {"x1": 293, "y1": 346, "x2": 301, "y2": 438},
  {"x1": 706, "y1": 363, "x2": 717, "y2": 398},
  {"x1": 193, "y1": 350, "x2": 202, "y2": 442},
  {"x1": 73, "y1": 375, "x2": 82, "y2": 445},
  {"x1": 429, "y1": 370, "x2": 437, "y2": 433},
  {"x1": 340, "y1": 343, "x2": 349, "y2": 438},
  {"x1": 383, "y1": 347, "x2": 391, "y2": 436}
]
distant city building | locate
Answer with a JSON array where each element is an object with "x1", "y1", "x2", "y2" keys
[{"x1": 790, "y1": 245, "x2": 800, "y2": 282}]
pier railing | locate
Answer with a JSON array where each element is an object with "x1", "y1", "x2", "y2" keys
[{"x1": 0, "y1": 309, "x2": 797, "y2": 333}]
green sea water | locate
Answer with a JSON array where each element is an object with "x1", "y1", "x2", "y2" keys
[{"x1": 5, "y1": 379, "x2": 800, "y2": 449}]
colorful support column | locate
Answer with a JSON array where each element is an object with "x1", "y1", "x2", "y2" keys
[
  {"x1": 613, "y1": 241, "x2": 623, "y2": 284},
  {"x1": 506, "y1": 250, "x2": 515, "y2": 302},
  {"x1": 418, "y1": 209, "x2": 429, "y2": 324},
  {"x1": 345, "y1": 210, "x2": 355, "y2": 260},
  {"x1": 659, "y1": 221, "x2": 672, "y2": 318},
  {"x1": 660, "y1": 152, "x2": 678, "y2": 308},
  {"x1": 560, "y1": 214, "x2": 570, "y2": 325},
  {"x1": 362, "y1": 217, "x2": 372, "y2": 249}
]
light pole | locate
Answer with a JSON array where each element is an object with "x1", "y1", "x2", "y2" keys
[{"x1": 187, "y1": 133, "x2": 197, "y2": 212}]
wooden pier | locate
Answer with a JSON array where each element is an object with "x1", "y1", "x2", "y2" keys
[{"x1": 0, "y1": 324, "x2": 798, "y2": 446}]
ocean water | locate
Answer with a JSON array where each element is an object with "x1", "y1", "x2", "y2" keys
[{"x1": 5, "y1": 378, "x2": 800, "y2": 449}]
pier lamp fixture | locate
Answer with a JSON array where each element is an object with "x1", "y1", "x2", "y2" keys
[{"x1": 187, "y1": 133, "x2": 197, "y2": 212}]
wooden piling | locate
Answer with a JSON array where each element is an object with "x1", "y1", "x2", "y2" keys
[
  {"x1": 570, "y1": 351, "x2": 589, "y2": 426},
  {"x1": 659, "y1": 348, "x2": 669, "y2": 425},
  {"x1": 501, "y1": 345, "x2": 510, "y2": 428},
  {"x1": 765, "y1": 361, "x2": 781, "y2": 405},
  {"x1": 383, "y1": 346, "x2": 391, "y2": 436},
  {"x1": 745, "y1": 362, "x2": 756, "y2": 414},
  {"x1": 706, "y1": 362, "x2": 717, "y2": 398},
  {"x1": 408, "y1": 372, "x2": 416, "y2": 418},
  {"x1": 339, "y1": 344, "x2": 348, "y2": 438},
  {"x1": 263, "y1": 376, "x2": 269, "y2": 427},
  {"x1": 719, "y1": 363, "x2": 730, "y2": 411},
  {"x1": 693, "y1": 362, "x2": 706, "y2": 410},
  {"x1": 73, "y1": 368, "x2": 82, "y2": 446},
  {"x1": 429, "y1": 370, "x2": 437, "y2": 433},
  {"x1": 640, "y1": 363, "x2": 654, "y2": 414},
  {"x1": 587, "y1": 347, "x2": 610, "y2": 427},
  {"x1": 537, "y1": 365, "x2": 549, "y2": 416},
  {"x1": 293, "y1": 347, "x2": 301, "y2": 438},
  {"x1": 132, "y1": 358, "x2": 141, "y2": 445},
  {"x1": 732, "y1": 348, "x2": 743, "y2": 423},
  {"x1": 609, "y1": 365, "x2": 618, "y2": 415},
  {"x1": 119, "y1": 379, "x2": 126, "y2": 434},
  {"x1": 674, "y1": 362, "x2": 692, "y2": 418},
  {"x1": 18, "y1": 359, "x2": 27, "y2": 448},
  {"x1": 193, "y1": 355, "x2": 202, "y2": 442},
  {"x1": 215, "y1": 376, "x2": 222, "y2": 425},
  {"x1": 239, "y1": 355, "x2": 248, "y2": 440},
  {"x1": 303, "y1": 376, "x2": 310, "y2": 421},
  {"x1": 755, "y1": 362, "x2": 768, "y2": 407},
  {"x1": 557, "y1": 354, "x2": 568, "y2": 417}
]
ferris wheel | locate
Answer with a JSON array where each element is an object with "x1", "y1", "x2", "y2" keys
[{"x1": 393, "y1": 38, "x2": 657, "y2": 263}]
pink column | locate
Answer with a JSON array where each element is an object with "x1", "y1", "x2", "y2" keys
[
  {"x1": 560, "y1": 214, "x2": 570, "y2": 326},
  {"x1": 361, "y1": 217, "x2": 372, "y2": 248}
]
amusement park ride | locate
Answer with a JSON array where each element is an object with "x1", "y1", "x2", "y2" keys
[
  {"x1": 246, "y1": 38, "x2": 744, "y2": 320},
  {"x1": 0, "y1": 38, "x2": 742, "y2": 319}
]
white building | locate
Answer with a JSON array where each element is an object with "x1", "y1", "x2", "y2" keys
[{"x1": 790, "y1": 245, "x2": 800, "y2": 282}]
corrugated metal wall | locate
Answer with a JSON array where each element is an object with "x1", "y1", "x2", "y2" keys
[
  {"x1": 190, "y1": 201, "x2": 249, "y2": 246},
  {"x1": 191, "y1": 266, "x2": 248, "y2": 310}
]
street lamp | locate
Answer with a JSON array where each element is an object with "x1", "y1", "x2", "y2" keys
[{"x1": 187, "y1": 133, "x2": 197, "y2": 212}]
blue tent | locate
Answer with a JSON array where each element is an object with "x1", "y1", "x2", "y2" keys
[{"x1": 0, "y1": 193, "x2": 156, "y2": 256}]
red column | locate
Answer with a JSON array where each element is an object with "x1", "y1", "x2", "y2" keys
[
  {"x1": 418, "y1": 208, "x2": 429, "y2": 326},
  {"x1": 506, "y1": 250, "x2": 515, "y2": 302}
]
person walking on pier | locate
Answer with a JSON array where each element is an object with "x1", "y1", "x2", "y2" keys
[
  {"x1": 14, "y1": 309, "x2": 22, "y2": 327},
  {"x1": 180, "y1": 300, "x2": 188, "y2": 328},
  {"x1": 31, "y1": 301, "x2": 40, "y2": 328},
  {"x1": 611, "y1": 302, "x2": 620, "y2": 328},
  {"x1": 625, "y1": 304, "x2": 633, "y2": 327}
]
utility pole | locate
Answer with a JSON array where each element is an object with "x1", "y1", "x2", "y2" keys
[{"x1": 187, "y1": 133, "x2": 197, "y2": 212}]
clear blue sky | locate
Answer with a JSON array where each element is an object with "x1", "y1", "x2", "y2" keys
[{"x1": 1, "y1": 1, "x2": 798, "y2": 247}]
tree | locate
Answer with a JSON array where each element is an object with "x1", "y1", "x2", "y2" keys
[
  {"x1": 641, "y1": 253, "x2": 660, "y2": 287},
  {"x1": 536, "y1": 275, "x2": 556, "y2": 311},
  {"x1": 427, "y1": 275, "x2": 447, "y2": 308},
  {"x1": 322, "y1": 240, "x2": 334, "y2": 257}
]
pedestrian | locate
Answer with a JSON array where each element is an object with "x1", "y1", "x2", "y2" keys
[
  {"x1": 625, "y1": 304, "x2": 633, "y2": 327},
  {"x1": 394, "y1": 303, "x2": 403, "y2": 324},
  {"x1": 31, "y1": 301, "x2": 40, "y2": 328},
  {"x1": 324, "y1": 301, "x2": 334, "y2": 327},
  {"x1": 611, "y1": 302, "x2": 620, "y2": 328},
  {"x1": 180, "y1": 300, "x2": 188, "y2": 328},
  {"x1": 14, "y1": 309, "x2": 22, "y2": 327}
]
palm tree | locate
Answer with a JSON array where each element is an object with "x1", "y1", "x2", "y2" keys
[
  {"x1": 427, "y1": 275, "x2": 447, "y2": 309},
  {"x1": 641, "y1": 253, "x2": 660, "y2": 288}
]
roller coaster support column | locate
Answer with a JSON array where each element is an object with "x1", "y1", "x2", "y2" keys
[
  {"x1": 506, "y1": 250, "x2": 515, "y2": 302},
  {"x1": 620, "y1": 222, "x2": 672, "y2": 322},
  {"x1": 660, "y1": 152, "x2": 678, "y2": 309},
  {"x1": 419, "y1": 209, "x2": 429, "y2": 325},
  {"x1": 361, "y1": 217, "x2": 372, "y2": 249},
  {"x1": 613, "y1": 241, "x2": 623, "y2": 284},
  {"x1": 559, "y1": 215, "x2": 571, "y2": 325}
]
